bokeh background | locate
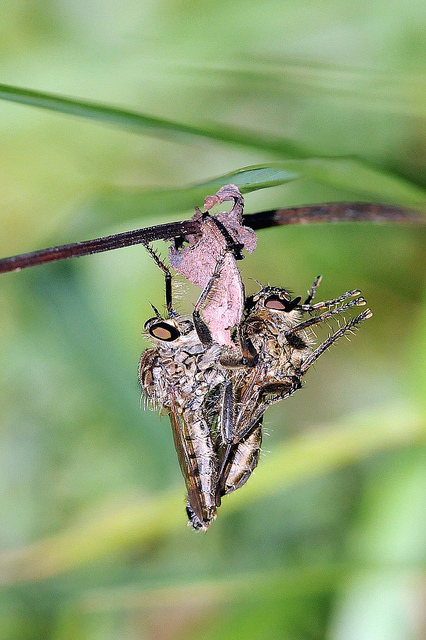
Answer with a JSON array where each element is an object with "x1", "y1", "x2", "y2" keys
[{"x1": 0, "y1": 1, "x2": 425, "y2": 639}]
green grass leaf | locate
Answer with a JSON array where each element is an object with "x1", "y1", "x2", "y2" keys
[
  {"x1": 0, "y1": 82, "x2": 310, "y2": 156},
  {"x1": 1, "y1": 84, "x2": 425, "y2": 207}
]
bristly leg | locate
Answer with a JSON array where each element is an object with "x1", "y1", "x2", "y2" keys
[
  {"x1": 300, "y1": 289, "x2": 361, "y2": 313},
  {"x1": 304, "y1": 275, "x2": 322, "y2": 305},
  {"x1": 200, "y1": 210, "x2": 245, "y2": 261},
  {"x1": 299, "y1": 308, "x2": 373, "y2": 374},
  {"x1": 286, "y1": 296, "x2": 367, "y2": 335},
  {"x1": 214, "y1": 280, "x2": 372, "y2": 505},
  {"x1": 215, "y1": 378, "x2": 300, "y2": 501},
  {"x1": 192, "y1": 251, "x2": 228, "y2": 346},
  {"x1": 143, "y1": 242, "x2": 175, "y2": 317}
]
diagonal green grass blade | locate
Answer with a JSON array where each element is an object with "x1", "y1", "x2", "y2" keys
[{"x1": 0, "y1": 82, "x2": 310, "y2": 156}]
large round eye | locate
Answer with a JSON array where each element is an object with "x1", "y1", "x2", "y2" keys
[
  {"x1": 149, "y1": 321, "x2": 180, "y2": 342},
  {"x1": 264, "y1": 295, "x2": 301, "y2": 312},
  {"x1": 264, "y1": 295, "x2": 288, "y2": 310}
]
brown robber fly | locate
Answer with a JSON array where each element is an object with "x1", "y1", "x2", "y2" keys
[
  {"x1": 3, "y1": 185, "x2": 405, "y2": 532},
  {"x1": 215, "y1": 277, "x2": 372, "y2": 501},
  {"x1": 138, "y1": 247, "x2": 230, "y2": 530},
  {"x1": 139, "y1": 244, "x2": 372, "y2": 530}
]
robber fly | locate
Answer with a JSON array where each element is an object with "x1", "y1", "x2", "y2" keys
[
  {"x1": 139, "y1": 246, "x2": 233, "y2": 530},
  {"x1": 215, "y1": 277, "x2": 372, "y2": 499},
  {"x1": 139, "y1": 245, "x2": 272, "y2": 530},
  {"x1": 140, "y1": 243, "x2": 372, "y2": 530},
  {"x1": 0, "y1": 182, "x2": 416, "y2": 533}
]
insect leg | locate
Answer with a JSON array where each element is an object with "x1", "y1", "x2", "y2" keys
[
  {"x1": 227, "y1": 375, "x2": 298, "y2": 453},
  {"x1": 201, "y1": 186, "x2": 246, "y2": 260},
  {"x1": 234, "y1": 379, "x2": 300, "y2": 445},
  {"x1": 216, "y1": 379, "x2": 299, "y2": 500},
  {"x1": 299, "y1": 308, "x2": 373, "y2": 374},
  {"x1": 300, "y1": 289, "x2": 361, "y2": 313},
  {"x1": 192, "y1": 251, "x2": 228, "y2": 345},
  {"x1": 219, "y1": 328, "x2": 258, "y2": 368},
  {"x1": 220, "y1": 380, "x2": 235, "y2": 443},
  {"x1": 304, "y1": 275, "x2": 322, "y2": 305},
  {"x1": 205, "y1": 214, "x2": 245, "y2": 260},
  {"x1": 286, "y1": 296, "x2": 367, "y2": 334},
  {"x1": 143, "y1": 243, "x2": 174, "y2": 316}
]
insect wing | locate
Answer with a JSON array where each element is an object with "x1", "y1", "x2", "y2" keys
[{"x1": 168, "y1": 392, "x2": 218, "y2": 530}]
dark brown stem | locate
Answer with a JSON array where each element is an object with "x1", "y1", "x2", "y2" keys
[
  {"x1": 246, "y1": 202, "x2": 425, "y2": 229},
  {"x1": 0, "y1": 202, "x2": 423, "y2": 274},
  {"x1": 0, "y1": 219, "x2": 200, "y2": 274}
]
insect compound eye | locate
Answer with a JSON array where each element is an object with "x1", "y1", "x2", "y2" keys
[
  {"x1": 148, "y1": 321, "x2": 181, "y2": 342},
  {"x1": 264, "y1": 295, "x2": 301, "y2": 312},
  {"x1": 264, "y1": 296, "x2": 286, "y2": 311},
  {"x1": 264, "y1": 295, "x2": 289, "y2": 311}
]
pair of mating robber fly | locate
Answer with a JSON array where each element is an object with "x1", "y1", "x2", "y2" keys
[{"x1": 139, "y1": 232, "x2": 372, "y2": 531}]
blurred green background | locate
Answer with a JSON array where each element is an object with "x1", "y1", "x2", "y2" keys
[{"x1": 0, "y1": 1, "x2": 425, "y2": 639}]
